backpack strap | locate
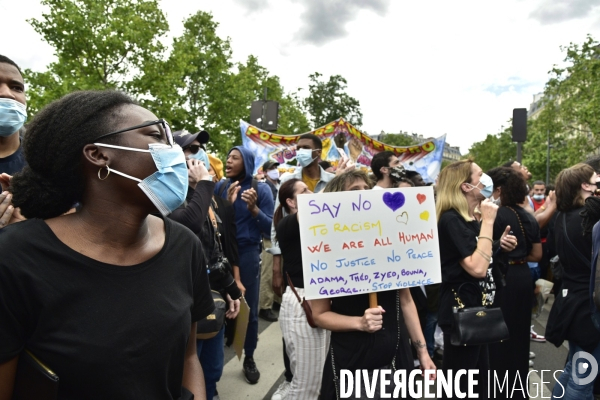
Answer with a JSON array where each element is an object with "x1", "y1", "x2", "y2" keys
[{"x1": 217, "y1": 178, "x2": 231, "y2": 198}]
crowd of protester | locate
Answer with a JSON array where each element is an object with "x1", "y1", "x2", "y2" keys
[{"x1": 2, "y1": 53, "x2": 600, "y2": 400}]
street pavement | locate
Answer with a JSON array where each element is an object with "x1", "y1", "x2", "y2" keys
[{"x1": 214, "y1": 295, "x2": 569, "y2": 399}]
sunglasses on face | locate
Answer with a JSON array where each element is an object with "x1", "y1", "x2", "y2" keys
[
  {"x1": 93, "y1": 119, "x2": 173, "y2": 146},
  {"x1": 183, "y1": 144, "x2": 203, "y2": 154}
]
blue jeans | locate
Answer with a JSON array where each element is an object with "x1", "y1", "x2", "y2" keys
[
  {"x1": 424, "y1": 312, "x2": 438, "y2": 358},
  {"x1": 197, "y1": 327, "x2": 225, "y2": 399},
  {"x1": 552, "y1": 341, "x2": 600, "y2": 400},
  {"x1": 239, "y1": 245, "x2": 261, "y2": 357}
]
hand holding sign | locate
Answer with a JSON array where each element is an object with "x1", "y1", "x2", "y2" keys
[{"x1": 361, "y1": 306, "x2": 385, "y2": 333}]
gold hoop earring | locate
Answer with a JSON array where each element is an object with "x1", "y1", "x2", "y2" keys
[{"x1": 98, "y1": 166, "x2": 110, "y2": 180}]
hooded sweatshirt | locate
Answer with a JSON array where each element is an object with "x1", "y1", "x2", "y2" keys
[{"x1": 215, "y1": 146, "x2": 274, "y2": 250}]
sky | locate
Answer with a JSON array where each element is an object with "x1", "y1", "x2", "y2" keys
[{"x1": 2, "y1": 0, "x2": 600, "y2": 154}]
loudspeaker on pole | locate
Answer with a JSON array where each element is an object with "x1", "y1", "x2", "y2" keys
[{"x1": 512, "y1": 108, "x2": 527, "y2": 142}]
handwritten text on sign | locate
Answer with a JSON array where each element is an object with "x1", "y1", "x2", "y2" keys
[{"x1": 297, "y1": 187, "x2": 441, "y2": 300}]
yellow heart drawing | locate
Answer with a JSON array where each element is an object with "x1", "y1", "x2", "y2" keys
[
  {"x1": 420, "y1": 211, "x2": 430, "y2": 221},
  {"x1": 396, "y1": 212, "x2": 409, "y2": 224}
]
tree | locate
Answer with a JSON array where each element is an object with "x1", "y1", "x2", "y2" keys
[
  {"x1": 304, "y1": 72, "x2": 363, "y2": 128},
  {"x1": 25, "y1": 0, "x2": 168, "y2": 115},
  {"x1": 467, "y1": 128, "x2": 517, "y2": 172},
  {"x1": 543, "y1": 36, "x2": 600, "y2": 141},
  {"x1": 526, "y1": 35, "x2": 600, "y2": 180},
  {"x1": 380, "y1": 133, "x2": 419, "y2": 147},
  {"x1": 133, "y1": 11, "x2": 235, "y2": 155}
]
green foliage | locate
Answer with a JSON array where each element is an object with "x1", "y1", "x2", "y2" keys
[
  {"x1": 304, "y1": 72, "x2": 363, "y2": 128},
  {"x1": 23, "y1": 2, "x2": 360, "y2": 158},
  {"x1": 380, "y1": 133, "x2": 419, "y2": 147},
  {"x1": 467, "y1": 128, "x2": 517, "y2": 172},
  {"x1": 523, "y1": 35, "x2": 600, "y2": 182},
  {"x1": 26, "y1": 0, "x2": 168, "y2": 115}
]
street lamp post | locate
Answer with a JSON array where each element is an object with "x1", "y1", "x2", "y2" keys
[{"x1": 545, "y1": 130, "x2": 553, "y2": 186}]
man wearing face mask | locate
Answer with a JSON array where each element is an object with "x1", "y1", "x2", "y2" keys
[
  {"x1": 269, "y1": 134, "x2": 335, "y2": 296},
  {"x1": 263, "y1": 160, "x2": 280, "y2": 199},
  {"x1": 266, "y1": 134, "x2": 335, "y2": 396},
  {"x1": 0, "y1": 55, "x2": 26, "y2": 181},
  {"x1": 371, "y1": 151, "x2": 408, "y2": 189}
]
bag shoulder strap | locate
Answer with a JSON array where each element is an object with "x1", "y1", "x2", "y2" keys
[
  {"x1": 286, "y1": 272, "x2": 303, "y2": 304},
  {"x1": 207, "y1": 203, "x2": 225, "y2": 255},
  {"x1": 506, "y1": 206, "x2": 527, "y2": 247},
  {"x1": 217, "y1": 179, "x2": 231, "y2": 197},
  {"x1": 561, "y1": 211, "x2": 590, "y2": 266}
]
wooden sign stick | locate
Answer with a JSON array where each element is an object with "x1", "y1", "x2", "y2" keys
[{"x1": 369, "y1": 292, "x2": 378, "y2": 308}]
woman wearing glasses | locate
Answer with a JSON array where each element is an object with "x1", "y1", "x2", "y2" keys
[{"x1": 0, "y1": 91, "x2": 214, "y2": 400}]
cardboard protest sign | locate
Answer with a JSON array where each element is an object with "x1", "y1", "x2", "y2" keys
[{"x1": 297, "y1": 187, "x2": 441, "y2": 300}]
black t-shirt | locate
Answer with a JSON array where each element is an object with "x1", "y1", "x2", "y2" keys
[
  {"x1": 556, "y1": 208, "x2": 593, "y2": 287},
  {"x1": 438, "y1": 209, "x2": 495, "y2": 331},
  {"x1": 329, "y1": 290, "x2": 411, "y2": 371},
  {"x1": 0, "y1": 145, "x2": 26, "y2": 189},
  {"x1": 0, "y1": 217, "x2": 214, "y2": 400},
  {"x1": 277, "y1": 214, "x2": 304, "y2": 288},
  {"x1": 493, "y1": 205, "x2": 540, "y2": 260}
]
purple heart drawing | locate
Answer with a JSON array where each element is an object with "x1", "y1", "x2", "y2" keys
[{"x1": 382, "y1": 192, "x2": 405, "y2": 212}]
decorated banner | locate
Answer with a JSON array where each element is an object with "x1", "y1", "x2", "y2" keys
[
  {"x1": 239, "y1": 118, "x2": 446, "y2": 183},
  {"x1": 297, "y1": 187, "x2": 441, "y2": 300}
]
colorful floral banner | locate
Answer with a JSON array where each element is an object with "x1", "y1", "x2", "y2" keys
[{"x1": 240, "y1": 118, "x2": 446, "y2": 182}]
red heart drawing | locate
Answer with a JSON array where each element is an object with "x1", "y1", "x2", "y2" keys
[{"x1": 417, "y1": 194, "x2": 426, "y2": 204}]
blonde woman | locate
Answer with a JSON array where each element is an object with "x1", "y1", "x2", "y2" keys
[{"x1": 436, "y1": 160, "x2": 516, "y2": 399}]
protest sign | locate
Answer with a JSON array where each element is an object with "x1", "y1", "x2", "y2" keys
[
  {"x1": 239, "y1": 119, "x2": 446, "y2": 183},
  {"x1": 297, "y1": 187, "x2": 441, "y2": 300}
]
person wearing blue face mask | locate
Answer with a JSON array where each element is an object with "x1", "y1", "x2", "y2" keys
[
  {"x1": 0, "y1": 55, "x2": 27, "y2": 182},
  {"x1": 0, "y1": 91, "x2": 215, "y2": 399},
  {"x1": 0, "y1": 55, "x2": 27, "y2": 229}
]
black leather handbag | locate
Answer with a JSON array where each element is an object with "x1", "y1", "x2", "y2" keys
[{"x1": 451, "y1": 282, "x2": 509, "y2": 346}]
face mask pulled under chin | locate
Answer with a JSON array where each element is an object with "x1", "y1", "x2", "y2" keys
[
  {"x1": 491, "y1": 196, "x2": 502, "y2": 206},
  {"x1": 94, "y1": 142, "x2": 189, "y2": 216}
]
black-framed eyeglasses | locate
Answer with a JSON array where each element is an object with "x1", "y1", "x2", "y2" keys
[
  {"x1": 93, "y1": 119, "x2": 173, "y2": 146},
  {"x1": 183, "y1": 144, "x2": 202, "y2": 154}
]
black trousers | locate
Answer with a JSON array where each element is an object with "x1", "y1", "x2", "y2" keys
[{"x1": 441, "y1": 333, "x2": 489, "y2": 400}]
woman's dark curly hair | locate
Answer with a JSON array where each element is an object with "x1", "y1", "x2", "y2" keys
[
  {"x1": 486, "y1": 166, "x2": 528, "y2": 207},
  {"x1": 10, "y1": 90, "x2": 137, "y2": 219}
]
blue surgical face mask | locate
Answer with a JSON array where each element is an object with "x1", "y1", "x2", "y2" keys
[
  {"x1": 296, "y1": 148, "x2": 318, "y2": 167},
  {"x1": 0, "y1": 98, "x2": 27, "y2": 137},
  {"x1": 532, "y1": 194, "x2": 544, "y2": 201},
  {"x1": 467, "y1": 172, "x2": 494, "y2": 199},
  {"x1": 189, "y1": 148, "x2": 210, "y2": 168},
  {"x1": 94, "y1": 143, "x2": 189, "y2": 216}
]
